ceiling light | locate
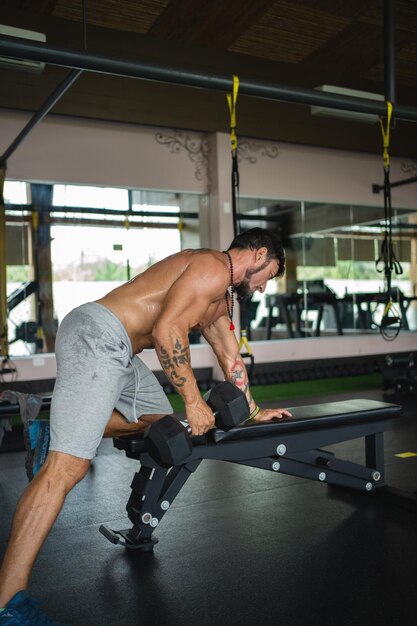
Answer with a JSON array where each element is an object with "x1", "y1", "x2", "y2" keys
[
  {"x1": 0, "y1": 24, "x2": 46, "y2": 73},
  {"x1": 311, "y1": 85, "x2": 384, "y2": 124}
]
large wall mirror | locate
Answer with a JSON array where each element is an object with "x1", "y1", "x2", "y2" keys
[
  {"x1": 239, "y1": 196, "x2": 417, "y2": 341},
  {"x1": 4, "y1": 181, "x2": 417, "y2": 357}
]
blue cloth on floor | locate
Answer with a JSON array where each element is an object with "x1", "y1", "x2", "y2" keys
[
  {"x1": 0, "y1": 591, "x2": 68, "y2": 625},
  {"x1": 1, "y1": 391, "x2": 49, "y2": 481}
]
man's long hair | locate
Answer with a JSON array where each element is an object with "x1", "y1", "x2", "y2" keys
[{"x1": 227, "y1": 228, "x2": 285, "y2": 278}]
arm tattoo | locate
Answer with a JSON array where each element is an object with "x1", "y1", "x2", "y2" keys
[
  {"x1": 159, "y1": 340, "x2": 190, "y2": 388},
  {"x1": 230, "y1": 358, "x2": 251, "y2": 397},
  {"x1": 173, "y1": 338, "x2": 190, "y2": 366},
  {"x1": 229, "y1": 358, "x2": 256, "y2": 411}
]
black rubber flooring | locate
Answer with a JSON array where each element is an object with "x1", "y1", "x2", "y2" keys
[{"x1": 1, "y1": 386, "x2": 417, "y2": 626}]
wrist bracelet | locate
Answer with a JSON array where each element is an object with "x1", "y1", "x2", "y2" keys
[{"x1": 249, "y1": 405, "x2": 260, "y2": 420}]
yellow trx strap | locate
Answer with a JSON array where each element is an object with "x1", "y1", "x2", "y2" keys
[
  {"x1": 239, "y1": 329, "x2": 255, "y2": 381},
  {"x1": 32, "y1": 210, "x2": 39, "y2": 232},
  {"x1": 382, "y1": 299, "x2": 394, "y2": 319},
  {"x1": 227, "y1": 75, "x2": 255, "y2": 377},
  {"x1": 227, "y1": 75, "x2": 239, "y2": 153},
  {"x1": 379, "y1": 100, "x2": 393, "y2": 170},
  {"x1": 123, "y1": 214, "x2": 131, "y2": 230},
  {"x1": 238, "y1": 329, "x2": 253, "y2": 356},
  {"x1": 227, "y1": 74, "x2": 240, "y2": 237}
]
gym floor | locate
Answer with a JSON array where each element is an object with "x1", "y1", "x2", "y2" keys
[{"x1": 1, "y1": 385, "x2": 417, "y2": 626}]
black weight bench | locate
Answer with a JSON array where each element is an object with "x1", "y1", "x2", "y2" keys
[{"x1": 99, "y1": 398, "x2": 403, "y2": 551}]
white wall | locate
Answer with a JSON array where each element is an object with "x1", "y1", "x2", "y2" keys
[
  {"x1": 238, "y1": 140, "x2": 417, "y2": 210},
  {"x1": 0, "y1": 110, "x2": 206, "y2": 192},
  {"x1": 2, "y1": 110, "x2": 416, "y2": 210}
]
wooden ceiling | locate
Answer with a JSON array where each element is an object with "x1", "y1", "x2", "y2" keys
[{"x1": 0, "y1": 0, "x2": 417, "y2": 156}]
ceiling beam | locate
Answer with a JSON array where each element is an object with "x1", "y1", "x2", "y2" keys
[{"x1": 1, "y1": 36, "x2": 417, "y2": 122}]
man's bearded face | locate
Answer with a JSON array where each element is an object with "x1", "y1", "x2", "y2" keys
[{"x1": 235, "y1": 259, "x2": 270, "y2": 302}]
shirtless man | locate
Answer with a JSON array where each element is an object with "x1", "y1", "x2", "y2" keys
[{"x1": 0, "y1": 227, "x2": 290, "y2": 625}]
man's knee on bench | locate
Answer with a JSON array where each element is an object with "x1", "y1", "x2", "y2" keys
[{"x1": 104, "y1": 409, "x2": 167, "y2": 439}]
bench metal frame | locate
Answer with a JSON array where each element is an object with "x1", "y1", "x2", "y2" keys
[{"x1": 100, "y1": 399, "x2": 402, "y2": 551}]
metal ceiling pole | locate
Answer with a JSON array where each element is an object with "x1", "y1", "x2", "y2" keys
[
  {"x1": 0, "y1": 68, "x2": 82, "y2": 166},
  {"x1": 1, "y1": 36, "x2": 417, "y2": 122},
  {"x1": 384, "y1": 0, "x2": 396, "y2": 103},
  {"x1": 5, "y1": 204, "x2": 200, "y2": 219}
]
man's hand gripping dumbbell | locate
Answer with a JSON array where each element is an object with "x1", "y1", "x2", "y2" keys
[{"x1": 145, "y1": 381, "x2": 249, "y2": 467}]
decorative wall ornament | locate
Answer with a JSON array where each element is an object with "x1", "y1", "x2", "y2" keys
[
  {"x1": 401, "y1": 160, "x2": 417, "y2": 175},
  {"x1": 155, "y1": 131, "x2": 210, "y2": 182},
  {"x1": 237, "y1": 140, "x2": 279, "y2": 164}
]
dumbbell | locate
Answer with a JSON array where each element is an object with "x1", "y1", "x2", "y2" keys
[{"x1": 144, "y1": 381, "x2": 249, "y2": 467}]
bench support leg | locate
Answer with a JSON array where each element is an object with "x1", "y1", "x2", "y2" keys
[
  {"x1": 99, "y1": 459, "x2": 201, "y2": 550},
  {"x1": 365, "y1": 432, "x2": 385, "y2": 482}
]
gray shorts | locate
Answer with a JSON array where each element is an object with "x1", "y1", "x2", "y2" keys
[{"x1": 49, "y1": 302, "x2": 173, "y2": 460}]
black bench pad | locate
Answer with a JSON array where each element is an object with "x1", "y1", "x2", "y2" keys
[
  {"x1": 114, "y1": 399, "x2": 402, "y2": 456},
  {"x1": 212, "y1": 399, "x2": 402, "y2": 442},
  {"x1": 210, "y1": 399, "x2": 402, "y2": 442}
]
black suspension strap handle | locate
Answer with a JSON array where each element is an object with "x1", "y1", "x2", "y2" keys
[
  {"x1": 227, "y1": 74, "x2": 257, "y2": 379},
  {"x1": 375, "y1": 101, "x2": 403, "y2": 341},
  {"x1": 227, "y1": 74, "x2": 240, "y2": 238}
]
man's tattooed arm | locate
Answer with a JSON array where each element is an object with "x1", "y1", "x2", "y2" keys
[
  {"x1": 229, "y1": 357, "x2": 257, "y2": 413},
  {"x1": 156, "y1": 338, "x2": 200, "y2": 400}
]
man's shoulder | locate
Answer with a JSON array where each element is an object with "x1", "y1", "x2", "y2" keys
[
  {"x1": 187, "y1": 248, "x2": 223, "y2": 261},
  {"x1": 187, "y1": 249, "x2": 227, "y2": 271},
  {"x1": 181, "y1": 247, "x2": 217, "y2": 255}
]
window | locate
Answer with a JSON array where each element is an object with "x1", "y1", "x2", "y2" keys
[
  {"x1": 3, "y1": 180, "x2": 29, "y2": 205},
  {"x1": 5, "y1": 182, "x2": 202, "y2": 355}
]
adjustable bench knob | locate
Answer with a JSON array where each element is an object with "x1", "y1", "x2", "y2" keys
[{"x1": 316, "y1": 456, "x2": 332, "y2": 468}]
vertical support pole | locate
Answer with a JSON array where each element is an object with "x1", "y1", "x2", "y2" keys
[
  {"x1": 384, "y1": 0, "x2": 396, "y2": 104},
  {"x1": 0, "y1": 166, "x2": 7, "y2": 356},
  {"x1": 205, "y1": 133, "x2": 237, "y2": 380},
  {"x1": 31, "y1": 183, "x2": 56, "y2": 352},
  {"x1": 205, "y1": 133, "x2": 235, "y2": 252},
  {"x1": 408, "y1": 214, "x2": 417, "y2": 326}
]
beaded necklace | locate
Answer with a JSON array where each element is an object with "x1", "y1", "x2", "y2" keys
[{"x1": 223, "y1": 250, "x2": 235, "y2": 331}]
